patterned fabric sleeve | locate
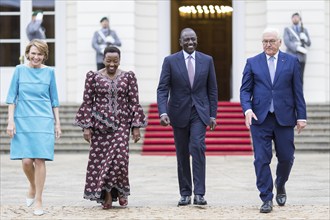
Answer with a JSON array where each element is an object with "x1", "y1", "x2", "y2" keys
[
  {"x1": 74, "y1": 71, "x2": 96, "y2": 129},
  {"x1": 127, "y1": 71, "x2": 147, "y2": 128}
]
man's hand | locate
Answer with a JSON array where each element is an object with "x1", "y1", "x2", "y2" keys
[
  {"x1": 209, "y1": 118, "x2": 217, "y2": 131},
  {"x1": 299, "y1": 32, "x2": 308, "y2": 42},
  {"x1": 294, "y1": 41, "x2": 302, "y2": 46},
  {"x1": 83, "y1": 128, "x2": 92, "y2": 143},
  {"x1": 245, "y1": 111, "x2": 258, "y2": 130},
  {"x1": 296, "y1": 46, "x2": 307, "y2": 54},
  {"x1": 160, "y1": 115, "x2": 170, "y2": 126},
  {"x1": 105, "y1": 35, "x2": 115, "y2": 44},
  {"x1": 297, "y1": 121, "x2": 307, "y2": 134},
  {"x1": 36, "y1": 12, "x2": 43, "y2": 21}
]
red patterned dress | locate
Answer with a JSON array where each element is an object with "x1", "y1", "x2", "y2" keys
[{"x1": 74, "y1": 70, "x2": 147, "y2": 204}]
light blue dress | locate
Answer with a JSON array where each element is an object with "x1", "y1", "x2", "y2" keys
[{"x1": 6, "y1": 64, "x2": 59, "y2": 161}]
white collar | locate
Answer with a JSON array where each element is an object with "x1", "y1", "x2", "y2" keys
[
  {"x1": 266, "y1": 51, "x2": 279, "y2": 60},
  {"x1": 183, "y1": 50, "x2": 196, "y2": 60}
]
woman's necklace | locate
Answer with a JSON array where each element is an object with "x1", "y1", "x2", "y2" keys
[{"x1": 102, "y1": 69, "x2": 119, "y2": 80}]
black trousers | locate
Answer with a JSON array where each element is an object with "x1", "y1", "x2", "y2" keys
[{"x1": 173, "y1": 107, "x2": 207, "y2": 196}]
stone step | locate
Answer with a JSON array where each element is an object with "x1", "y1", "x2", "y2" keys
[
  {"x1": 0, "y1": 124, "x2": 328, "y2": 131},
  {"x1": 3, "y1": 137, "x2": 325, "y2": 145},
  {"x1": 306, "y1": 105, "x2": 330, "y2": 109},
  {"x1": 1, "y1": 111, "x2": 329, "y2": 117},
  {"x1": 1, "y1": 120, "x2": 329, "y2": 129},
  {"x1": 1, "y1": 103, "x2": 329, "y2": 152},
  {"x1": 0, "y1": 142, "x2": 143, "y2": 152},
  {"x1": 1, "y1": 143, "x2": 327, "y2": 152}
]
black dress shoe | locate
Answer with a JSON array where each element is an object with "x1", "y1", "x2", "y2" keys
[
  {"x1": 260, "y1": 200, "x2": 273, "y2": 213},
  {"x1": 193, "y1": 195, "x2": 207, "y2": 205},
  {"x1": 178, "y1": 196, "x2": 191, "y2": 206},
  {"x1": 276, "y1": 185, "x2": 287, "y2": 206}
]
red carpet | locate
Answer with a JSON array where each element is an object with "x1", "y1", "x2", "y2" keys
[{"x1": 141, "y1": 102, "x2": 253, "y2": 156}]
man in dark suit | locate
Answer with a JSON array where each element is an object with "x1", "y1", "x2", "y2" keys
[
  {"x1": 157, "y1": 28, "x2": 218, "y2": 206},
  {"x1": 240, "y1": 28, "x2": 307, "y2": 213}
]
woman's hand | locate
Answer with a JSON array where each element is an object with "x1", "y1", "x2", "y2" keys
[
  {"x1": 83, "y1": 128, "x2": 92, "y2": 143},
  {"x1": 132, "y1": 127, "x2": 141, "y2": 143},
  {"x1": 55, "y1": 124, "x2": 62, "y2": 139},
  {"x1": 6, "y1": 121, "x2": 16, "y2": 138}
]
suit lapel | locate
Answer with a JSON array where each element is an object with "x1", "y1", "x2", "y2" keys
[
  {"x1": 194, "y1": 52, "x2": 203, "y2": 88},
  {"x1": 175, "y1": 51, "x2": 190, "y2": 87},
  {"x1": 260, "y1": 53, "x2": 272, "y2": 85},
  {"x1": 273, "y1": 51, "x2": 286, "y2": 85}
]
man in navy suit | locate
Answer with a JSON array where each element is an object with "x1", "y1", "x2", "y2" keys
[
  {"x1": 240, "y1": 28, "x2": 307, "y2": 213},
  {"x1": 157, "y1": 28, "x2": 218, "y2": 206}
]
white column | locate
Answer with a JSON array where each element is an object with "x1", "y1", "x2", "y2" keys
[
  {"x1": 157, "y1": 1, "x2": 171, "y2": 73},
  {"x1": 20, "y1": 1, "x2": 31, "y2": 53},
  {"x1": 55, "y1": 1, "x2": 66, "y2": 102},
  {"x1": 231, "y1": 0, "x2": 246, "y2": 102}
]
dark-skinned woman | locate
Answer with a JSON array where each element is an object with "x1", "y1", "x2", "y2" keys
[{"x1": 74, "y1": 46, "x2": 147, "y2": 209}]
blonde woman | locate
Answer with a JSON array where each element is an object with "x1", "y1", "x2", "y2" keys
[{"x1": 6, "y1": 39, "x2": 61, "y2": 216}]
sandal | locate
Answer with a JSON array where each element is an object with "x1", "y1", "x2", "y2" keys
[
  {"x1": 102, "y1": 203, "x2": 112, "y2": 209},
  {"x1": 102, "y1": 191, "x2": 112, "y2": 209},
  {"x1": 119, "y1": 197, "x2": 128, "y2": 206}
]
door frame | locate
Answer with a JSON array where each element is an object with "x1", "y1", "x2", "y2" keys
[{"x1": 0, "y1": 1, "x2": 66, "y2": 103}]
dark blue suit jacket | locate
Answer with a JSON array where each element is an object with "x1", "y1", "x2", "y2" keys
[
  {"x1": 240, "y1": 51, "x2": 307, "y2": 126},
  {"x1": 157, "y1": 51, "x2": 218, "y2": 128}
]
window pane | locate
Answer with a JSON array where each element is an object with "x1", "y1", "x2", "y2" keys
[
  {"x1": 0, "y1": 15, "x2": 20, "y2": 39},
  {"x1": 0, "y1": 43, "x2": 20, "y2": 66},
  {"x1": 43, "y1": 15, "x2": 55, "y2": 39},
  {"x1": 0, "y1": 0, "x2": 20, "y2": 12},
  {"x1": 32, "y1": 0, "x2": 55, "y2": 11},
  {"x1": 45, "y1": 42, "x2": 55, "y2": 66}
]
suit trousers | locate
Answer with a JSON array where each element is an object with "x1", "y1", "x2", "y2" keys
[
  {"x1": 250, "y1": 112, "x2": 295, "y2": 202},
  {"x1": 172, "y1": 106, "x2": 207, "y2": 196}
]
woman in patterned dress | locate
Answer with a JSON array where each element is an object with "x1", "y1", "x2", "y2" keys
[
  {"x1": 74, "y1": 46, "x2": 147, "y2": 209},
  {"x1": 6, "y1": 39, "x2": 62, "y2": 216}
]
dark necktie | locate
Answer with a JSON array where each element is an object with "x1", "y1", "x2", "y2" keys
[
  {"x1": 187, "y1": 55, "x2": 195, "y2": 87},
  {"x1": 268, "y1": 56, "x2": 275, "y2": 112}
]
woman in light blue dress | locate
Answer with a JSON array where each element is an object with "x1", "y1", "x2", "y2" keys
[{"x1": 6, "y1": 39, "x2": 61, "y2": 216}]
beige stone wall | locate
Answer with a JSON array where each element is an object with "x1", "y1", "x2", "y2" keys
[
  {"x1": 65, "y1": 1, "x2": 163, "y2": 103},
  {"x1": 134, "y1": 1, "x2": 159, "y2": 103},
  {"x1": 243, "y1": 0, "x2": 330, "y2": 103},
  {"x1": 66, "y1": 1, "x2": 78, "y2": 102},
  {"x1": 63, "y1": 0, "x2": 329, "y2": 104},
  {"x1": 325, "y1": 0, "x2": 329, "y2": 101}
]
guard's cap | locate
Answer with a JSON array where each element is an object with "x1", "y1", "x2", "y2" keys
[{"x1": 100, "y1": 17, "x2": 109, "y2": 22}]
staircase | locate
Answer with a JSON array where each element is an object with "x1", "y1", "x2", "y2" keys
[
  {"x1": 1, "y1": 103, "x2": 329, "y2": 153},
  {"x1": 142, "y1": 102, "x2": 252, "y2": 155},
  {"x1": 0, "y1": 104, "x2": 145, "y2": 153},
  {"x1": 295, "y1": 104, "x2": 330, "y2": 150}
]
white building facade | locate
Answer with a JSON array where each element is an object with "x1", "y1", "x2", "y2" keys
[{"x1": 0, "y1": 0, "x2": 329, "y2": 104}]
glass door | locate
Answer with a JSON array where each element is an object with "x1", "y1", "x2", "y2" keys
[
  {"x1": 30, "y1": 0, "x2": 55, "y2": 66},
  {"x1": 0, "y1": 0, "x2": 21, "y2": 67},
  {"x1": 0, "y1": 0, "x2": 63, "y2": 103}
]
